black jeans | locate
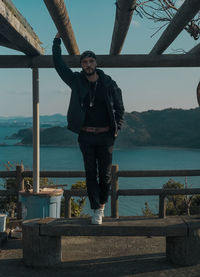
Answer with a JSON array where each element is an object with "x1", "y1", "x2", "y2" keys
[{"x1": 78, "y1": 131, "x2": 114, "y2": 210}]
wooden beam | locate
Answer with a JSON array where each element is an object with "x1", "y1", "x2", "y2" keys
[
  {"x1": 110, "y1": 0, "x2": 137, "y2": 55},
  {"x1": 43, "y1": 0, "x2": 79, "y2": 55},
  {"x1": 0, "y1": 33, "x2": 21, "y2": 51},
  {"x1": 187, "y1": 43, "x2": 200, "y2": 55},
  {"x1": 150, "y1": 0, "x2": 200, "y2": 55},
  {"x1": 0, "y1": 54, "x2": 200, "y2": 68},
  {"x1": 0, "y1": 0, "x2": 44, "y2": 55}
]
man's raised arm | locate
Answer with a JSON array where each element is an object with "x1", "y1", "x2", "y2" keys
[{"x1": 52, "y1": 32, "x2": 75, "y2": 88}]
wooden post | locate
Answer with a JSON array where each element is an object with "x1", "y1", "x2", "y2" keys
[
  {"x1": 16, "y1": 164, "x2": 24, "y2": 219},
  {"x1": 159, "y1": 194, "x2": 166, "y2": 218},
  {"x1": 110, "y1": 0, "x2": 137, "y2": 55},
  {"x1": 111, "y1": 164, "x2": 119, "y2": 218},
  {"x1": 64, "y1": 191, "x2": 71, "y2": 218},
  {"x1": 32, "y1": 68, "x2": 40, "y2": 193},
  {"x1": 16, "y1": 164, "x2": 24, "y2": 191},
  {"x1": 150, "y1": 0, "x2": 200, "y2": 55},
  {"x1": 43, "y1": 0, "x2": 80, "y2": 55}
]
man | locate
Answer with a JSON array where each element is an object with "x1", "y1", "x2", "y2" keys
[{"x1": 52, "y1": 33, "x2": 124, "y2": 224}]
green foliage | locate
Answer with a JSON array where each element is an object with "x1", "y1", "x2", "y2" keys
[
  {"x1": 142, "y1": 202, "x2": 155, "y2": 216},
  {"x1": 163, "y1": 179, "x2": 187, "y2": 216},
  {"x1": 190, "y1": 195, "x2": 200, "y2": 215},
  {"x1": 71, "y1": 181, "x2": 87, "y2": 217},
  {"x1": 60, "y1": 181, "x2": 87, "y2": 217},
  {"x1": 142, "y1": 178, "x2": 200, "y2": 217}
]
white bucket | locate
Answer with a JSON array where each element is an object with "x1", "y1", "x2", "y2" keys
[{"x1": 0, "y1": 214, "x2": 7, "y2": 232}]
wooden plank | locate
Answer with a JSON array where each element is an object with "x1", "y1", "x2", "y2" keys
[
  {"x1": 0, "y1": 33, "x2": 20, "y2": 51},
  {"x1": 0, "y1": 0, "x2": 44, "y2": 55},
  {"x1": 0, "y1": 190, "x2": 17, "y2": 196},
  {"x1": 0, "y1": 170, "x2": 16, "y2": 178},
  {"x1": 150, "y1": 0, "x2": 200, "y2": 55},
  {"x1": 1, "y1": 169, "x2": 200, "y2": 179},
  {"x1": 110, "y1": 0, "x2": 137, "y2": 55},
  {"x1": 22, "y1": 170, "x2": 85, "y2": 178},
  {"x1": 39, "y1": 216, "x2": 188, "y2": 237},
  {"x1": 118, "y1": 169, "x2": 200, "y2": 177},
  {"x1": 0, "y1": 54, "x2": 200, "y2": 68},
  {"x1": 118, "y1": 188, "x2": 200, "y2": 196},
  {"x1": 63, "y1": 189, "x2": 87, "y2": 197},
  {"x1": 43, "y1": 0, "x2": 79, "y2": 55}
]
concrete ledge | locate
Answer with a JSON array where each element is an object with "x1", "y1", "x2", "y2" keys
[
  {"x1": 38, "y1": 217, "x2": 188, "y2": 237},
  {"x1": 22, "y1": 216, "x2": 200, "y2": 267}
]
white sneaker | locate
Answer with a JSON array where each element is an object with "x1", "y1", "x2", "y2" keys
[{"x1": 91, "y1": 208, "x2": 104, "y2": 225}]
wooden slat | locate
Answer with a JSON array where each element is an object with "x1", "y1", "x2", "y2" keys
[
  {"x1": 43, "y1": 0, "x2": 79, "y2": 55},
  {"x1": 110, "y1": 0, "x2": 137, "y2": 55},
  {"x1": 118, "y1": 169, "x2": 200, "y2": 177},
  {"x1": 0, "y1": 33, "x2": 20, "y2": 51},
  {"x1": 0, "y1": 54, "x2": 200, "y2": 68},
  {"x1": 150, "y1": 0, "x2": 200, "y2": 55},
  {"x1": 0, "y1": 190, "x2": 17, "y2": 196},
  {"x1": 1, "y1": 169, "x2": 200, "y2": 179},
  {"x1": 22, "y1": 170, "x2": 85, "y2": 178},
  {"x1": 0, "y1": 171, "x2": 16, "y2": 178},
  {"x1": 0, "y1": 0, "x2": 44, "y2": 55},
  {"x1": 118, "y1": 188, "x2": 200, "y2": 196}
]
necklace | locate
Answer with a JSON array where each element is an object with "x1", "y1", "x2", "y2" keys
[{"x1": 89, "y1": 81, "x2": 98, "y2": 107}]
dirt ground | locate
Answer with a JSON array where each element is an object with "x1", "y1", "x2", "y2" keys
[{"x1": 1, "y1": 236, "x2": 200, "y2": 277}]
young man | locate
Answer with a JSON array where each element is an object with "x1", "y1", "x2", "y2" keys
[{"x1": 52, "y1": 33, "x2": 124, "y2": 224}]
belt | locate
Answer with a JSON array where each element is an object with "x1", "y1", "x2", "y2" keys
[{"x1": 81, "y1": 126, "x2": 110, "y2": 134}]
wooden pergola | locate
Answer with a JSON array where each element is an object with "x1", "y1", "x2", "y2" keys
[{"x1": 0, "y1": 0, "x2": 200, "y2": 193}]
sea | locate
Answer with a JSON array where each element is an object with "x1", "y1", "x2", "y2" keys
[{"x1": 1, "y1": 126, "x2": 200, "y2": 216}]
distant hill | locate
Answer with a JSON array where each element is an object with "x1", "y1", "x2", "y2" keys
[
  {"x1": 0, "y1": 114, "x2": 67, "y2": 128},
  {"x1": 116, "y1": 108, "x2": 200, "y2": 148},
  {"x1": 7, "y1": 108, "x2": 200, "y2": 148}
]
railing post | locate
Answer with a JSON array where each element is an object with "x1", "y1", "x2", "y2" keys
[
  {"x1": 111, "y1": 164, "x2": 119, "y2": 218},
  {"x1": 64, "y1": 191, "x2": 71, "y2": 218},
  {"x1": 159, "y1": 194, "x2": 166, "y2": 218},
  {"x1": 16, "y1": 164, "x2": 24, "y2": 219}
]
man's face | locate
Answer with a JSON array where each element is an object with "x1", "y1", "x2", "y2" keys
[{"x1": 81, "y1": 57, "x2": 97, "y2": 76}]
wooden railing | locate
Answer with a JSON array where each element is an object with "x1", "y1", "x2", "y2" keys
[{"x1": 1, "y1": 164, "x2": 200, "y2": 219}]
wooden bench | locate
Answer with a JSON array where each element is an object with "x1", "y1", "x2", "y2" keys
[{"x1": 22, "y1": 216, "x2": 200, "y2": 267}]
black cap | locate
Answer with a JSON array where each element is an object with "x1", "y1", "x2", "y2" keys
[{"x1": 80, "y1": 50, "x2": 96, "y2": 63}]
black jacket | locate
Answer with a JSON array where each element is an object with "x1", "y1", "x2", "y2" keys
[{"x1": 52, "y1": 38, "x2": 124, "y2": 136}]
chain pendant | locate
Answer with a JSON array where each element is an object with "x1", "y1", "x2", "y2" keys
[{"x1": 89, "y1": 102, "x2": 94, "y2": 107}]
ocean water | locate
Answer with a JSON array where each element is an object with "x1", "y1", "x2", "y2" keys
[{"x1": 1, "y1": 126, "x2": 200, "y2": 216}]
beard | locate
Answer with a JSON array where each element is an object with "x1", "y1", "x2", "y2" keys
[{"x1": 83, "y1": 67, "x2": 96, "y2": 76}]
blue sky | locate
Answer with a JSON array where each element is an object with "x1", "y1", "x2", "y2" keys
[{"x1": 0, "y1": 0, "x2": 199, "y2": 116}]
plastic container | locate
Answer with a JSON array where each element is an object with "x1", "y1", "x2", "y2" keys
[
  {"x1": 0, "y1": 214, "x2": 7, "y2": 232},
  {"x1": 19, "y1": 188, "x2": 63, "y2": 220}
]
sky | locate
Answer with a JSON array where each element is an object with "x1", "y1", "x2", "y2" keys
[{"x1": 0, "y1": 0, "x2": 200, "y2": 117}]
